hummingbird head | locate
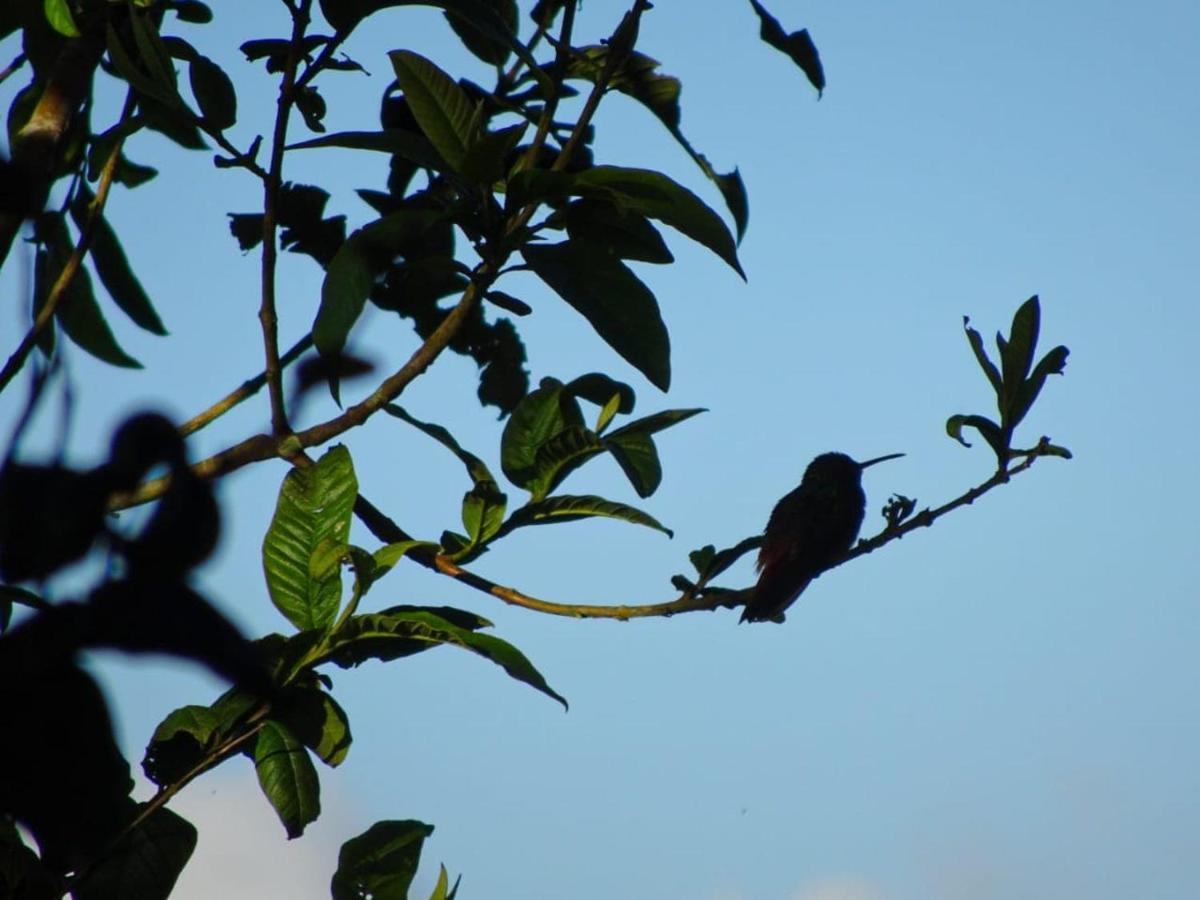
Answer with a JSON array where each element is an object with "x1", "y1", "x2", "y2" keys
[{"x1": 803, "y1": 451, "x2": 904, "y2": 484}]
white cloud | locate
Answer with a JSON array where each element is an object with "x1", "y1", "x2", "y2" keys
[{"x1": 153, "y1": 766, "x2": 360, "y2": 900}]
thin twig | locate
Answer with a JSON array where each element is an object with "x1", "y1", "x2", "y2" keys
[
  {"x1": 180, "y1": 334, "x2": 312, "y2": 436},
  {"x1": 0, "y1": 52, "x2": 26, "y2": 86},
  {"x1": 352, "y1": 452, "x2": 1052, "y2": 621},
  {"x1": 0, "y1": 92, "x2": 137, "y2": 392},
  {"x1": 258, "y1": 0, "x2": 313, "y2": 436}
]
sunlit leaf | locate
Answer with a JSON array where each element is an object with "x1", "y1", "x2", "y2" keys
[
  {"x1": 254, "y1": 720, "x2": 320, "y2": 839},
  {"x1": 388, "y1": 50, "x2": 475, "y2": 170}
]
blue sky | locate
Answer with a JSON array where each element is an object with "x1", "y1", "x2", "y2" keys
[{"x1": 3, "y1": 2, "x2": 1199, "y2": 898}]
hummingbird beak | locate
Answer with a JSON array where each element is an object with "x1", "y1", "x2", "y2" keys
[{"x1": 857, "y1": 452, "x2": 905, "y2": 469}]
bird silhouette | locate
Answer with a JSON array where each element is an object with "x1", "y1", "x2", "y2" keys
[{"x1": 741, "y1": 451, "x2": 903, "y2": 623}]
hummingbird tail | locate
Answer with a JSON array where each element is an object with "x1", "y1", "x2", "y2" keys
[{"x1": 740, "y1": 565, "x2": 812, "y2": 623}]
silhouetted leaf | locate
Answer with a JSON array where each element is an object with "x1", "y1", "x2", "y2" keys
[
  {"x1": 254, "y1": 721, "x2": 320, "y2": 839},
  {"x1": 522, "y1": 241, "x2": 671, "y2": 390},
  {"x1": 748, "y1": 0, "x2": 825, "y2": 95},
  {"x1": 565, "y1": 373, "x2": 636, "y2": 414},
  {"x1": 384, "y1": 404, "x2": 495, "y2": 484},
  {"x1": 169, "y1": 1, "x2": 213, "y2": 24},
  {"x1": 288, "y1": 129, "x2": 444, "y2": 170},
  {"x1": 189, "y1": 55, "x2": 237, "y2": 130},
  {"x1": 484, "y1": 290, "x2": 531, "y2": 316},
  {"x1": 963, "y1": 315, "x2": 1003, "y2": 395},
  {"x1": 227, "y1": 212, "x2": 264, "y2": 251},
  {"x1": 74, "y1": 807, "x2": 196, "y2": 900},
  {"x1": 606, "y1": 407, "x2": 705, "y2": 439},
  {"x1": 946, "y1": 413, "x2": 1008, "y2": 462},
  {"x1": 295, "y1": 86, "x2": 327, "y2": 132},
  {"x1": 565, "y1": 198, "x2": 673, "y2": 264},
  {"x1": 262, "y1": 446, "x2": 358, "y2": 631},
  {"x1": 460, "y1": 122, "x2": 527, "y2": 185},
  {"x1": 331, "y1": 820, "x2": 433, "y2": 900},
  {"x1": 445, "y1": 0, "x2": 517, "y2": 65},
  {"x1": 41, "y1": 215, "x2": 141, "y2": 368},
  {"x1": 1013, "y1": 343, "x2": 1069, "y2": 428},
  {"x1": 388, "y1": 50, "x2": 475, "y2": 170},
  {"x1": 315, "y1": 210, "x2": 442, "y2": 381},
  {"x1": 503, "y1": 494, "x2": 672, "y2": 537},
  {"x1": 70, "y1": 188, "x2": 167, "y2": 336},
  {"x1": 1000, "y1": 295, "x2": 1040, "y2": 420},
  {"x1": 573, "y1": 166, "x2": 744, "y2": 277}
]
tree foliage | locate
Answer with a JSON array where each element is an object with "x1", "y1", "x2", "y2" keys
[{"x1": 0, "y1": 1, "x2": 1070, "y2": 897}]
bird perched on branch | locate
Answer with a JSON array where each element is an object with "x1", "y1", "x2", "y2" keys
[{"x1": 741, "y1": 451, "x2": 903, "y2": 623}]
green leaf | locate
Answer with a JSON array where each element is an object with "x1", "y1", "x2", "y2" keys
[
  {"x1": 310, "y1": 606, "x2": 567, "y2": 708},
  {"x1": 501, "y1": 378, "x2": 583, "y2": 489},
  {"x1": 142, "y1": 690, "x2": 258, "y2": 786},
  {"x1": 946, "y1": 413, "x2": 1008, "y2": 462},
  {"x1": 262, "y1": 445, "x2": 358, "y2": 631},
  {"x1": 43, "y1": 214, "x2": 142, "y2": 368},
  {"x1": 189, "y1": 55, "x2": 237, "y2": 130},
  {"x1": 522, "y1": 242, "x2": 671, "y2": 390},
  {"x1": 748, "y1": 0, "x2": 825, "y2": 95},
  {"x1": 527, "y1": 425, "x2": 605, "y2": 501},
  {"x1": 604, "y1": 431, "x2": 661, "y2": 498},
  {"x1": 384, "y1": 404, "x2": 495, "y2": 484},
  {"x1": 605, "y1": 407, "x2": 705, "y2": 439},
  {"x1": 309, "y1": 537, "x2": 350, "y2": 583},
  {"x1": 460, "y1": 122, "x2": 527, "y2": 185},
  {"x1": 372, "y1": 540, "x2": 439, "y2": 580},
  {"x1": 428, "y1": 864, "x2": 460, "y2": 900},
  {"x1": 1012, "y1": 343, "x2": 1069, "y2": 429},
  {"x1": 444, "y1": 0, "x2": 517, "y2": 65},
  {"x1": 274, "y1": 688, "x2": 352, "y2": 768},
  {"x1": 43, "y1": 0, "x2": 80, "y2": 37},
  {"x1": 315, "y1": 210, "x2": 442, "y2": 378},
  {"x1": 129, "y1": 7, "x2": 181, "y2": 100},
  {"x1": 963, "y1": 315, "x2": 1003, "y2": 396},
  {"x1": 573, "y1": 166, "x2": 744, "y2": 278},
  {"x1": 254, "y1": 720, "x2": 321, "y2": 839},
  {"x1": 595, "y1": 392, "x2": 622, "y2": 434},
  {"x1": 287, "y1": 129, "x2": 444, "y2": 170},
  {"x1": 74, "y1": 807, "x2": 196, "y2": 900},
  {"x1": 1000, "y1": 295, "x2": 1041, "y2": 422},
  {"x1": 565, "y1": 198, "x2": 674, "y2": 264},
  {"x1": 331, "y1": 820, "x2": 433, "y2": 900},
  {"x1": 388, "y1": 50, "x2": 476, "y2": 171},
  {"x1": 71, "y1": 184, "x2": 168, "y2": 335},
  {"x1": 461, "y1": 481, "x2": 507, "y2": 546},
  {"x1": 503, "y1": 494, "x2": 672, "y2": 538}
]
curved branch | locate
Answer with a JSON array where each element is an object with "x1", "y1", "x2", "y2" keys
[{"x1": 350, "y1": 449, "x2": 1055, "y2": 621}]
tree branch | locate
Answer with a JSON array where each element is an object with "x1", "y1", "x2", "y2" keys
[{"x1": 348, "y1": 449, "x2": 1056, "y2": 621}]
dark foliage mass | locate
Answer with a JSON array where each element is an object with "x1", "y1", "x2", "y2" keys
[{"x1": 0, "y1": 1, "x2": 1069, "y2": 897}]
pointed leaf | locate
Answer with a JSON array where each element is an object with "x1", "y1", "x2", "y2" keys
[
  {"x1": 316, "y1": 210, "x2": 442, "y2": 364},
  {"x1": 461, "y1": 480, "x2": 507, "y2": 545},
  {"x1": 564, "y1": 372, "x2": 636, "y2": 414},
  {"x1": 527, "y1": 425, "x2": 605, "y2": 501},
  {"x1": 262, "y1": 445, "x2": 358, "y2": 631},
  {"x1": 372, "y1": 540, "x2": 440, "y2": 580},
  {"x1": 501, "y1": 378, "x2": 583, "y2": 488},
  {"x1": 522, "y1": 242, "x2": 671, "y2": 390},
  {"x1": 44, "y1": 0, "x2": 81, "y2": 37},
  {"x1": 565, "y1": 198, "x2": 673, "y2": 264},
  {"x1": 384, "y1": 404, "x2": 495, "y2": 484},
  {"x1": 748, "y1": 0, "x2": 825, "y2": 95},
  {"x1": 1000, "y1": 295, "x2": 1040, "y2": 420},
  {"x1": 606, "y1": 407, "x2": 705, "y2": 439},
  {"x1": 595, "y1": 393, "x2": 622, "y2": 434},
  {"x1": 74, "y1": 807, "x2": 196, "y2": 900},
  {"x1": 331, "y1": 820, "x2": 433, "y2": 900},
  {"x1": 1013, "y1": 344, "x2": 1069, "y2": 428},
  {"x1": 604, "y1": 431, "x2": 661, "y2": 498},
  {"x1": 275, "y1": 688, "x2": 352, "y2": 768},
  {"x1": 310, "y1": 607, "x2": 566, "y2": 707},
  {"x1": 503, "y1": 494, "x2": 672, "y2": 537},
  {"x1": 388, "y1": 50, "x2": 475, "y2": 170},
  {"x1": 287, "y1": 129, "x2": 444, "y2": 170},
  {"x1": 963, "y1": 315, "x2": 1003, "y2": 395},
  {"x1": 573, "y1": 166, "x2": 744, "y2": 277},
  {"x1": 444, "y1": 0, "x2": 517, "y2": 65},
  {"x1": 71, "y1": 186, "x2": 168, "y2": 335},
  {"x1": 254, "y1": 720, "x2": 320, "y2": 839},
  {"x1": 189, "y1": 55, "x2": 237, "y2": 130}
]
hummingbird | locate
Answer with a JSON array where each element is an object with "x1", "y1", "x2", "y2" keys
[{"x1": 741, "y1": 451, "x2": 904, "y2": 623}]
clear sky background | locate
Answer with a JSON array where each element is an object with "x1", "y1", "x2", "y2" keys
[{"x1": 3, "y1": 2, "x2": 1199, "y2": 899}]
